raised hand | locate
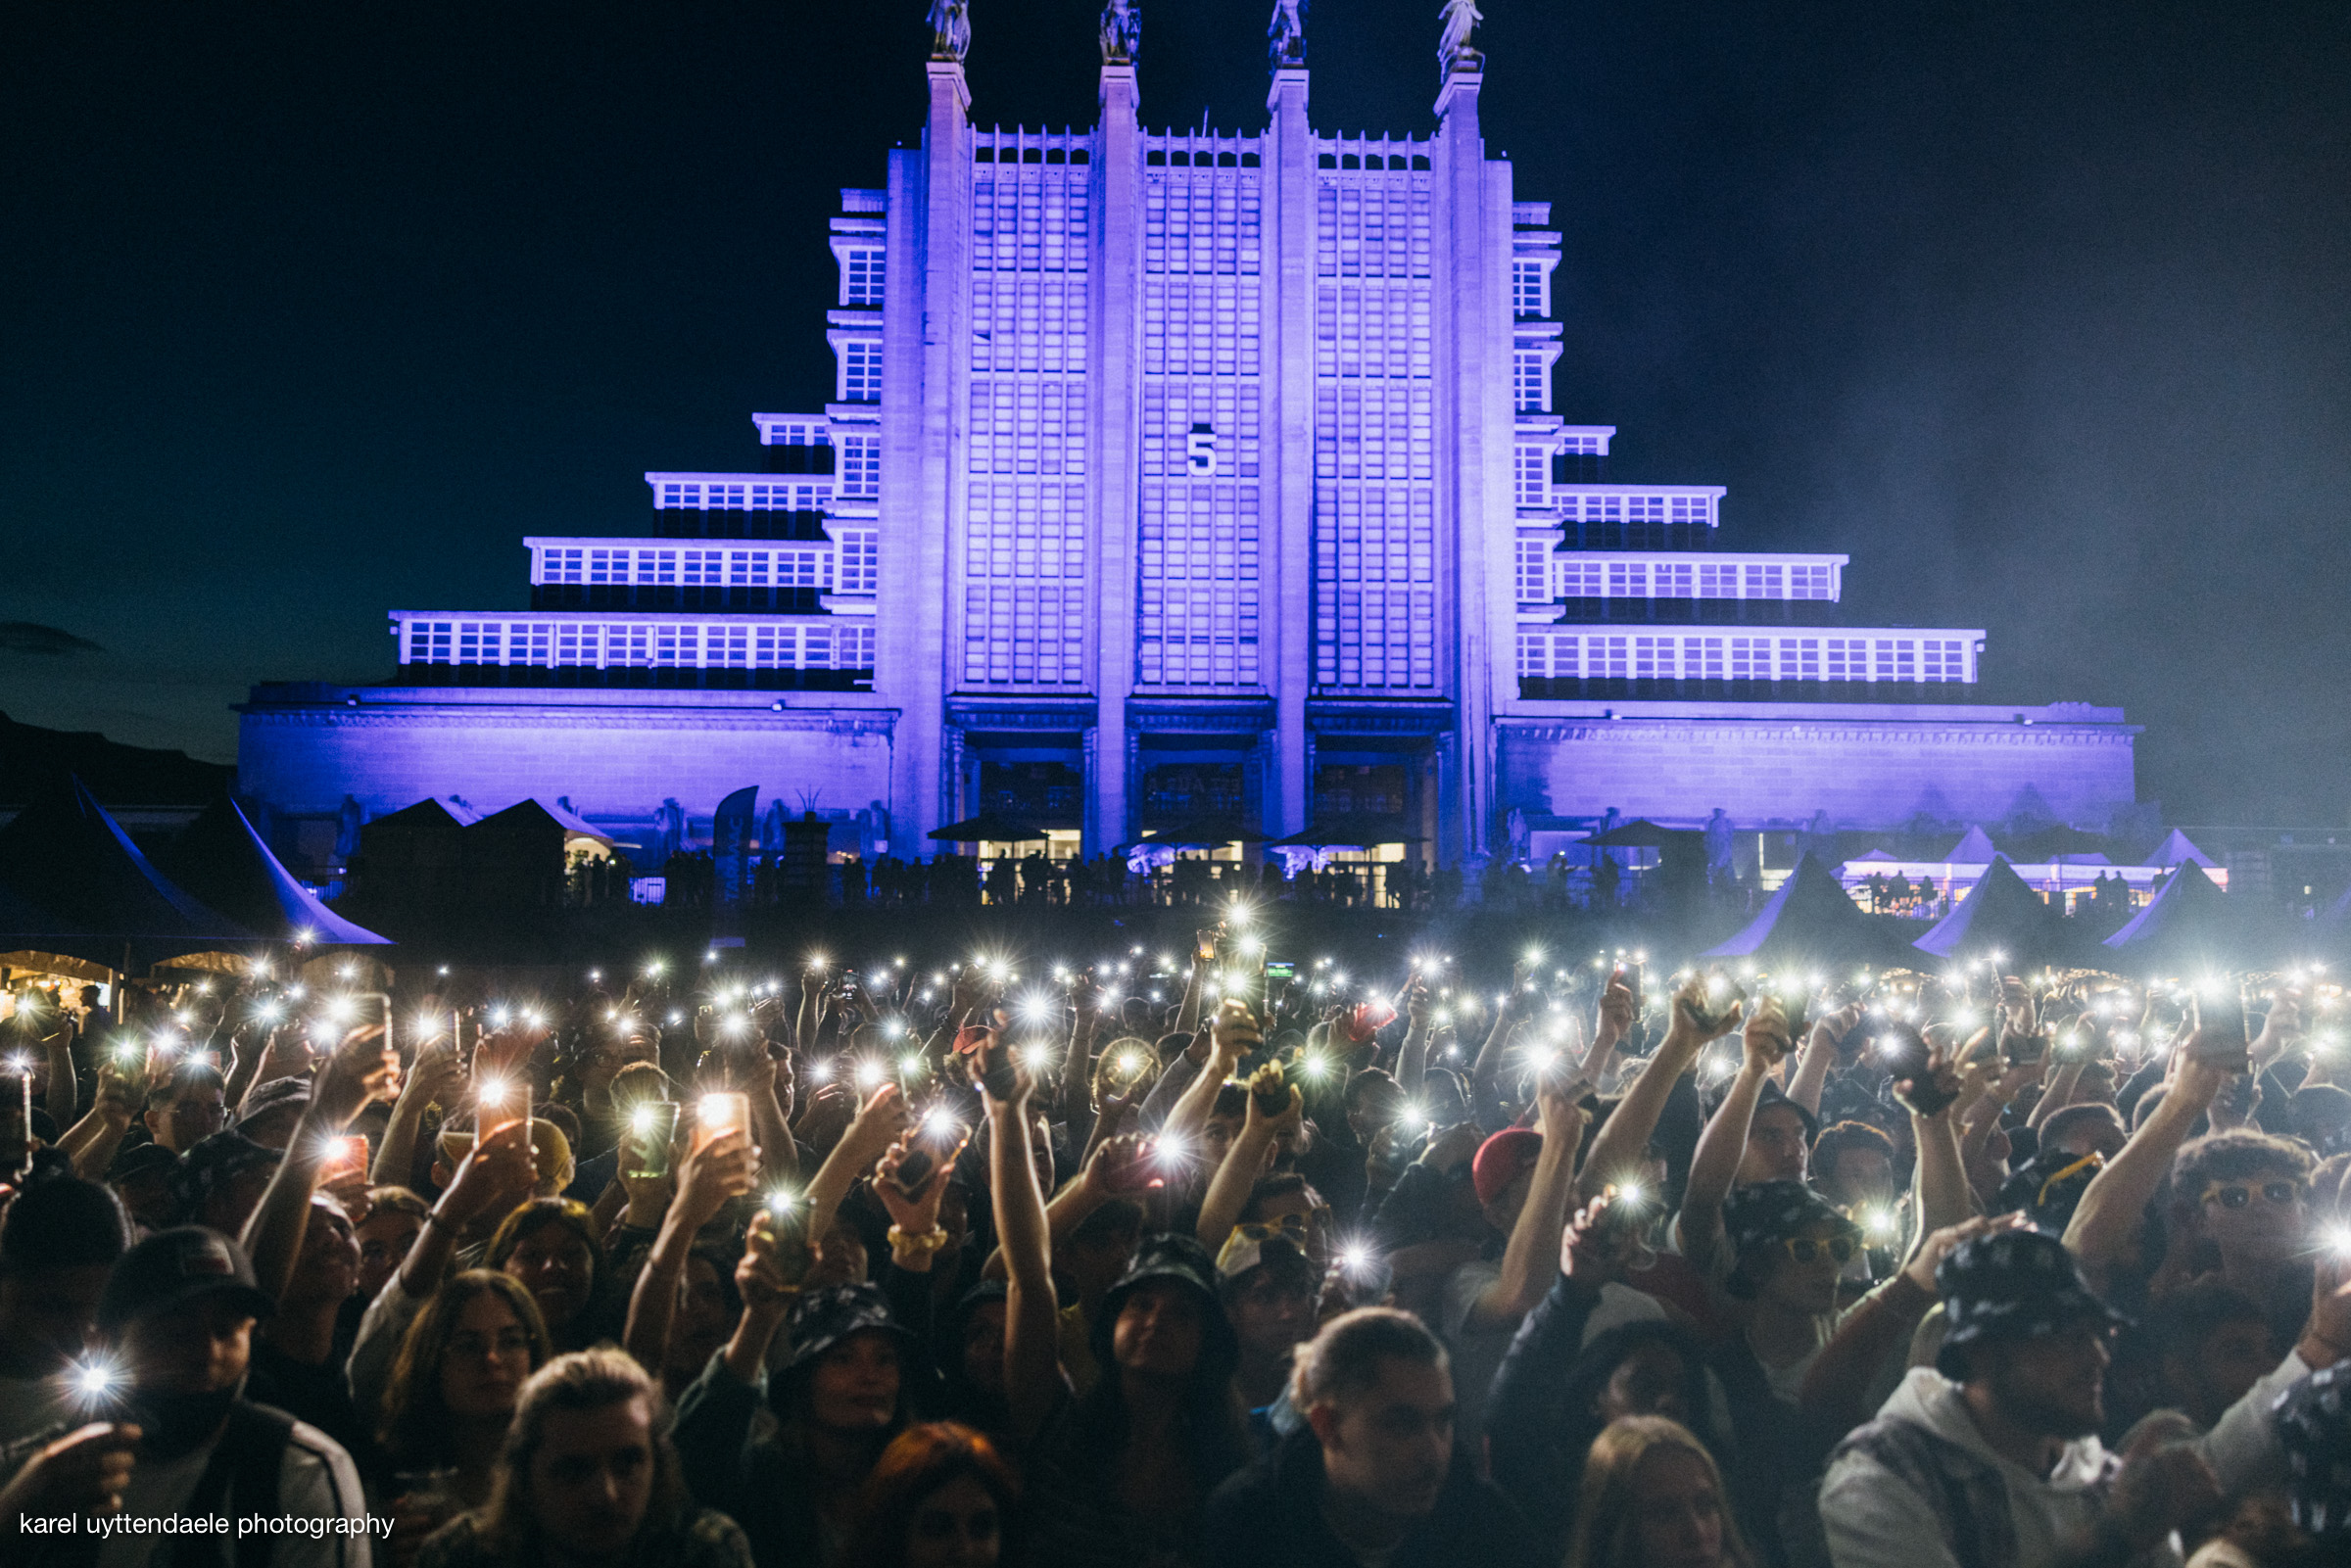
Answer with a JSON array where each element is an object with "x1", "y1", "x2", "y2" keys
[
  {"x1": 675, "y1": 1127, "x2": 756, "y2": 1229},
  {"x1": 311, "y1": 1024, "x2": 399, "y2": 1128},
  {"x1": 438, "y1": 1117, "x2": 538, "y2": 1228},
  {"x1": 1903, "y1": 1212, "x2": 2025, "y2": 1294}
]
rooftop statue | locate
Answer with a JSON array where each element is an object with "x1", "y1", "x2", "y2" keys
[
  {"x1": 1438, "y1": 0, "x2": 1483, "y2": 76},
  {"x1": 1269, "y1": 0, "x2": 1306, "y2": 70},
  {"x1": 1101, "y1": 0, "x2": 1139, "y2": 67},
  {"x1": 928, "y1": 0, "x2": 970, "y2": 64}
]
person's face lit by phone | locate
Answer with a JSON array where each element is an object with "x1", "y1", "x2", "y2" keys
[
  {"x1": 1738, "y1": 1104, "x2": 1809, "y2": 1186},
  {"x1": 808, "y1": 1329, "x2": 900, "y2": 1432},
  {"x1": 356, "y1": 1206, "x2": 424, "y2": 1303},
  {"x1": 2196, "y1": 1164, "x2": 2309, "y2": 1264},
  {"x1": 146, "y1": 1079, "x2": 227, "y2": 1152}
]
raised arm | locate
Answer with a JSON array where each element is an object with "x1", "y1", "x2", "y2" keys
[
  {"x1": 1674, "y1": 996, "x2": 1774, "y2": 1277},
  {"x1": 623, "y1": 1129, "x2": 752, "y2": 1375},
  {"x1": 1392, "y1": 976, "x2": 1433, "y2": 1098},
  {"x1": 1466, "y1": 961, "x2": 1537, "y2": 1121},
  {"x1": 1462, "y1": 1075, "x2": 1586, "y2": 1330},
  {"x1": 1195, "y1": 1074, "x2": 1298, "y2": 1250},
  {"x1": 801, "y1": 1083, "x2": 911, "y2": 1246},
  {"x1": 2063, "y1": 1051, "x2": 2230, "y2": 1292},
  {"x1": 1159, "y1": 1000, "x2": 1255, "y2": 1150},
  {"x1": 240, "y1": 1026, "x2": 396, "y2": 1302},
  {"x1": 982, "y1": 1048, "x2": 1063, "y2": 1441},
  {"x1": 1575, "y1": 976, "x2": 1720, "y2": 1203},
  {"x1": 1786, "y1": 1003, "x2": 1860, "y2": 1119},
  {"x1": 374, "y1": 1040, "x2": 463, "y2": 1188},
  {"x1": 1579, "y1": 973, "x2": 1638, "y2": 1093}
]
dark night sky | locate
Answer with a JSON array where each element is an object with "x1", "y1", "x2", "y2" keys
[{"x1": 3, "y1": 2, "x2": 2346, "y2": 825}]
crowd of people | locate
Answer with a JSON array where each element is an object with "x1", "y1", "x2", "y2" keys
[{"x1": 3, "y1": 925, "x2": 2351, "y2": 1568}]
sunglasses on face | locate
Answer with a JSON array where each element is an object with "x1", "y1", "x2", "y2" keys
[
  {"x1": 2038, "y1": 1152, "x2": 2105, "y2": 1210},
  {"x1": 1232, "y1": 1214, "x2": 1310, "y2": 1245},
  {"x1": 1780, "y1": 1234, "x2": 1858, "y2": 1264},
  {"x1": 2200, "y1": 1179, "x2": 2305, "y2": 1210}
]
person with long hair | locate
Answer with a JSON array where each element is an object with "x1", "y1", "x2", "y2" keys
[
  {"x1": 837, "y1": 1422, "x2": 1023, "y2": 1568},
  {"x1": 1565, "y1": 1416, "x2": 1755, "y2": 1568},
  {"x1": 412, "y1": 1348, "x2": 752, "y2": 1568},
  {"x1": 379, "y1": 1270, "x2": 552, "y2": 1561},
  {"x1": 988, "y1": 1015, "x2": 1253, "y2": 1568}
]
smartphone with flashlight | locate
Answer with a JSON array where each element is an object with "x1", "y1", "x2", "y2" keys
[
  {"x1": 695, "y1": 1091, "x2": 752, "y2": 1154},
  {"x1": 319, "y1": 1134, "x2": 369, "y2": 1184},
  {"x1": 2189, "y1": 990, "x2": 2253, "y2": 1073},
  {"x1": 1876, "y1": 1022, "x2": 1957, "y2": 1116},
  {"x1": 760, "y1": 1194, "x2": 816, "y2": 1288},
  {"x1": 623, "y1": 1100, "x2": 681, "y2": 1180}
]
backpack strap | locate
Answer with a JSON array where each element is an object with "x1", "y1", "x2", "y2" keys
[{"x1": 174, "y1": 1402, "x2": 297, "y2": 1568}]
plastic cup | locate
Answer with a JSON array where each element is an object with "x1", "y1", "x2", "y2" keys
[{"x1": 625, "y1": 1101, "x2": 681, "y2": 1179}]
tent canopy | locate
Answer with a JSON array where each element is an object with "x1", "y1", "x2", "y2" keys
[
  {"x1": 1703, "y1": 853, "x2": 1920, "y2": 968},
  {"x1": 928, "y1": 811, "x2": 1048, "y2": 844},
  {"x1": 0, "y1": 775, "x2": 255, "y2": 964},
  {"x1": 2101, "y1": 862, "x2": 2250, "y2": 971},
  {"x1": 1582, "y1": 819, "x2": 1702, "y2": 849},
  {"x1": 1943, "y1": 826, "x2": 1998, "y2": 863},
  {"x1": 1912, "y1": 855, "x2": 2074, "y2": 964},
  {"x1": 156, "y1": 797, "x2": 391, "y2": 947},
  {"x1": 1137, "y1": 815, "x2": 1262, "y2": 848},
  {"x1": 1266, "y1": 814, "x2": 1424, "y2": 848},
  {"x1": 2151, "y1": 830, "x2": 2217, "y2": 869}
]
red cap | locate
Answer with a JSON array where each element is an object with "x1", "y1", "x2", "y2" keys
[{"x1": 1471, "y1": 1127, "x2": 1544, "y2": 1207}]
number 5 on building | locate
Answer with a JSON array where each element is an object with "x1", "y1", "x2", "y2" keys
[{"x1": 1185, "y1": 423, "x2": 1217, "y2": 476}]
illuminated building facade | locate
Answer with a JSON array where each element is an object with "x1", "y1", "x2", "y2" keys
[{"x1": 236, "y1": 6, "x2": 2137, "y2": 874}]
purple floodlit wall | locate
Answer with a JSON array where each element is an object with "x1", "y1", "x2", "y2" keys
[
  {"x1": 237, "y1": 687, "x2": 896, "y2": 842},
  {"x1": 1496, "y1": 701, "x2": 2139, "y2": 829}
]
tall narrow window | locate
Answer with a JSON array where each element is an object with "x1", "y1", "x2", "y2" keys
[
  {"x1": 841, "y1": 248, "x2": 886, "y2": 307},
  {"x1": 838, "y1": 340, "x2": 883, "y2": 403}
]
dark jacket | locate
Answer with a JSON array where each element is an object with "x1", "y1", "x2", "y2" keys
[{"x1": 1202, "y1": 1423, "x2": 1542, "y2": 1568}]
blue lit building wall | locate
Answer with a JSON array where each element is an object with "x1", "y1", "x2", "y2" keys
[{"x1": 234, "y1": 16, "x2": 2137, "y2": 869}]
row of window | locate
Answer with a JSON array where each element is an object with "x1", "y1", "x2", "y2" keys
[
  {"x1": 840, "y1": 248, "x2": 884, "y2": 308},
  {"x1": 1314, "y1": 184, "x2": 1432, "y2": 280},
  {"x1": 647, "y1": 478, "x2": 832, "y2": 512},
  {"x1": 838, "y1": 339, "x2": 882, "y2": 403},
  {"x1": 1143, "y1": 273, "x2": 1263, "y2": 378},
  {"x1": 1137, "y1": 476, "x2": 1262, "y2": 690},
  {"x1": 1141, "y1": 385, "x2": 1262, "y2": 480},
  {"x1": 970, "y1": 275, "x2": 1089, "y2": 377},
  {"x1": 399, "y1": 619, "x2": 877, "y2": 672},
  {"x1": 963, "y1": 585, "x2": 1088, "y2": 687},
  {"x1": 975, "y1": 143, "x2": 1092, "y2": 166},
  {"x1": 1316, "y1": 484, "x2": 1439, "y2": 690},
  {"x1": 536, "y1": 537, "x2": 879, "y2": 595},
  {"x1": 1554, "y1": 492, "x2": 1719, "y2": 528},
  {"x1": 1315, "y1": 379, "x2": 1436, "y2": 482},
  {"x1": 654, "y1": 453, "x2": 876, "y2": 505},
  {"x1": 1142, "y1": 179, "x2": 1263, "y2": 278},
  {"x1": 1511, "y1": 551, "x2": 1838, "y2": 603},
  {"x1": 1137, "y1": 583, "x2": 1263, "y2": 688},
  {"x1": 1514, "y1": 633, "x2": 1974, "y2": 683},
  {"x1": 1314, "y1": 280, "x2": 1433, "y2": 384},
  {"x1": 972, "y1": 178, "x2": 1090, "y2": 272},
  {"x1": 969, "y1": 377, "x2": 1088, "y2": 475},
  {"x1": 1512, "y1": 258, "x2": 1551, "y2": 318}
]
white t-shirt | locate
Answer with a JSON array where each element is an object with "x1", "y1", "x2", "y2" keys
[{"x1": 99, "y1": 1415, "x2": 372, "y2": 1568}]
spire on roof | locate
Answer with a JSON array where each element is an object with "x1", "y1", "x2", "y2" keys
[
  {"x1": 1270, "y1": 0, "x2": 1305, "y2": 71},
  {"x1": 1101, "y1": 0, "x2": 1138, "y2": 66},
  {"x1": 1438, "y1": 0, "x2": 1483, "y2": 78},
  {"x1": 927, "y1": 0, "x2": 970, "y2": 64}
]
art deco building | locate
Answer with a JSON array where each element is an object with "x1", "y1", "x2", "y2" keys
[{"x1": 237, "y1": 5, "x2": 2135, "y2": 874}]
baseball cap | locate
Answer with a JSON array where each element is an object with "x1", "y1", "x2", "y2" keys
[
  {"x1": 96, "y1": 1226, "x2": 277, "y2": 1333},
  {"x1": 1472, "y1": 1127, "x2": 1543, "y2": 1207}
]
